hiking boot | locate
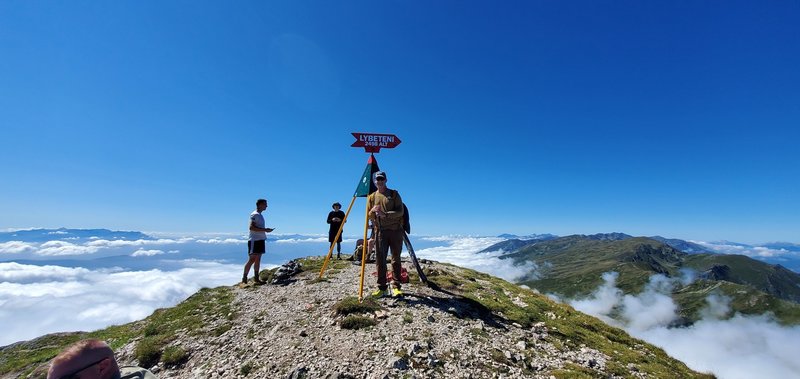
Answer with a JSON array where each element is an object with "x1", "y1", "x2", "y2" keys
[
  {"x1": 254, "y1": 279, "x2": 266, "y2": 285},
  {"x1": 371, "y1": 289, "x2": 390, "y2": 298},
  {"x1": 391, "y1": 287, "x2": 404, "y2": 297}
]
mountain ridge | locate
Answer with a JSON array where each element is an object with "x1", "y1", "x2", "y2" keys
[
  {"x1": 0, "y1": 257, "x2": 712, "y2": 378},
  {"x1": 500, "y1": 236, "x2": 800, "y2": 325}
]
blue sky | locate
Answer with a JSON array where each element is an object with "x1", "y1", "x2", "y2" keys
[{"x1": 1, "y1": 1, "x2": 798, "y2": 243}]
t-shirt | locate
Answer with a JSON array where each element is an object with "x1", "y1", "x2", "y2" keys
[
  {"x1": 367, "y1": 189, "x2": 404, "y2": 231},
  {"x1": 249, "y1": 211, "x2": 266, "y2": 241}
]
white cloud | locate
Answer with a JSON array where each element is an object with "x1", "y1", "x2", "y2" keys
[
  {"x1": 569, "y1": 272, "x2": 623, "y2": 323},
  {"x1": 693, "y1": 241, "x2": 797, "y2": 259},
  {"x1": 620, "y1": 275, "x2": 678, "y2": 332},
  {"x1": 635, "y1": 314, "x2": 800, "y2": 379},
  {"x1": 38, "y1": 241, "x2": 101, "y2": 256},
  {"x1": 86, "y1": 238, "x2": 193, "y2": 248},
  {"x1": 274, "y1": 236, "x2": 328, "y2": 244},
  {"x1": 0, "y1": 241, "x2": 36, "y2": 254},
  {"x1": 196, "y1": 238, "x2": 243, "y2": 244},
  {"x1": 414, "y1": 236, "x2": 539, "y2": 282},
  {"x1": 565, "y1": 271, "x2": 800, "y2": 379},
  {"x1": 0, "y1": 261, "x2": 245, "y2": 346},
  {"x1": 131, "y1": 249, "x2": 165, "y2": 257}
]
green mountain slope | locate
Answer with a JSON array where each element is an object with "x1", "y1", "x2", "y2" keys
[{"x1": 504, "y1": 236, "x2": 800, "y2": 325}]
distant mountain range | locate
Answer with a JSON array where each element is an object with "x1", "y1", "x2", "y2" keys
[
  {"x1": 484, "y1": 234, "x2": 800, "y2": 325},
  {"x1": 487, "y1": 233, "x2": 713, "y2": 254},
  {"x1": 0, "y1": 228, "x2": 152, "y2": 243}
]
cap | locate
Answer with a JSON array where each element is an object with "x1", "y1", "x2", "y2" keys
[{"x1": 374, "y1": 171, "x2": 387, "y2": 180}]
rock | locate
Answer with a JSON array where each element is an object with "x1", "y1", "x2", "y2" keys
[
  {"x1": 390, "y1": 356, "x2": 409, "y2": 370},
  {"x1": 287, "y1": 366, "x2": 308, "y2": 379},
  {"x1": 408, "y1": 342, "x2": 423, "y2": 356}
]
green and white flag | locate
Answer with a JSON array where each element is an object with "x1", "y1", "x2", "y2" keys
[{"x1": 354, "y1": 154, "x2": 380, "y2": 197}]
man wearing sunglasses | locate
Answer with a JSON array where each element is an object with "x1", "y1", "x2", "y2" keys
[
  {"x1": 367, "y1": 170, "x2": 406, "y2": 298},
  {"x1": 47, "y1": 339, "x2": 155, "y2": 379}
]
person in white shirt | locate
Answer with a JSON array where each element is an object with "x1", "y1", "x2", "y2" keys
[{"x1": 242, "y1": 198, "x2": 274, "y2": 287}]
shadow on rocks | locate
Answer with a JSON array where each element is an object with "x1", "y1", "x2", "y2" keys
[{"x1": 400, "y1": 282, "x2": 508, "y2": 330}]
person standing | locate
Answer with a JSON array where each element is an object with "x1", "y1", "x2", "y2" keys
[
  {"x1": 242, "y1": 198, "x2": 273, "y2": 287},
  {"x1": 367, "y1": 171, "x2": 405, "y2": 298},
  {"x1": 327, "y1": 202, "x2": 346, "y2": 259}
]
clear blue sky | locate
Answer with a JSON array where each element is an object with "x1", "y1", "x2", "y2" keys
[{"x1": 1, "y1": 1, "x2": 798, "y2": 243}]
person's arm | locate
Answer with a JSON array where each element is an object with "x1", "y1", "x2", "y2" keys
[
  {"x1": 368, "y1": 194, "x2": 379, "y2": 221},
  {"x1": 327, "y1": 212, "x2": 334, "y2": 224},
  {"x1": 250, "y1": 221, "x2": 273, "y2": 233}
]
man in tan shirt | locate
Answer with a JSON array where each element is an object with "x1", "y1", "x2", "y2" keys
[{"x1": 367, "y1": 170, "x2": 406, "y2": 298}]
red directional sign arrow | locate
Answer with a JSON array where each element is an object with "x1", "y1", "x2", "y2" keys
[{"x1": 351, "y1": 132, "x2": 402, "y2": 153}]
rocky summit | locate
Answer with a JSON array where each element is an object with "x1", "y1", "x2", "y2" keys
[{"x1": 4, "y1": 257, "x2": 712, "y2": 379}]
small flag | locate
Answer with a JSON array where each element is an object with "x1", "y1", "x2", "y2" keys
[{"x1": 354, "y1": 154, "x2": 380, "y2": 197}]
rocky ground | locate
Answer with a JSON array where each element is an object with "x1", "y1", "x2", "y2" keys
[{"x1": 112, "y1": 257, "x2": 636, "y2": 379}]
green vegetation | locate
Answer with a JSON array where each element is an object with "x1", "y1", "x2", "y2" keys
[
  {"x1": 507, "y1": 236, "x2": 800, "y2": 325},
  {"x1": 161, "y1": 345, "x2": 188, "y2": 367},
  {"x1": 240, "y1": 361, "x2": 255, "y2": 376},
  {"x1": 134, "y1": 336, "x2": 164, "y2": 368},
  {"x1": 427, "y1": 262, "x2": 714, "y2": 378},
  {"x1": 333, "y1": 296, "x2": 381, "y2": 316},
  {"x1": 340, "y1": 315, "x2": 377, "y2": 330},
  {"x1": 0, "y1": 286, "x2": 234, "y2": 377}
]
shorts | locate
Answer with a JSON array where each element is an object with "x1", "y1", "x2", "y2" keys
[{"x1": 248, "y1": 239, "x2": 266, "y2": 256}]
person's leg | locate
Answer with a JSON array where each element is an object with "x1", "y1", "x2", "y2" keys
[
  {"x1": 242, "y1": 241, "x2": 254, "y2": 283},
  {"x1": 243, "y1": 256, "x2": 255, "y2": 283},
  {"x1": 388, "y1": 229, "x2": 404, "y2": 290},
  {"x1": 336, "y1": 241, "x2": 341, "y2": 259},
  {"x1": 375, "y1": 231, "x2": 388, "y2": 291},
  {"x1": 253, "y1": 254, "x2": 263, "y2": 283}
]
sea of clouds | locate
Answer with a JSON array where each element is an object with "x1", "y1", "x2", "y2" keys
[{"x1": 1, "y1": 231, "x2": 799, "y2": 379}]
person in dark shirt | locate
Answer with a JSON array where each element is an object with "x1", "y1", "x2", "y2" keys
[{"x1": 327, "y1": 202, "x2": 346, "y2": 259}]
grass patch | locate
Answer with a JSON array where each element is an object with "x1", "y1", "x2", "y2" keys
[
  {"x1": 469, "y1": 328, "x2": 488, "y2": 339},
  {"x1": 340, "y1": 315, "x2": 377, "y2": 330},
  {"x1": 240, "y1": 361, "x2": 255, "y2": 376},
  {"x1": 161, "y1": 345, "x2": 189, "y2": 367},
  {"x1": 403, "y1": 311, "x2": 414, "y2": 324},
  {"x1": 333, "y1": 296, "x2": 381, "y2": 316},
  {"x1": 135, "y1": 336, "x2": 166, "y2": 368}
]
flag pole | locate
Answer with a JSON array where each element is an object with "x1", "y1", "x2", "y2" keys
[
  {"x1": 358, "y1": 196, "x2": 371, "y2": 301},
  {"x1": 318, "y1": 195, "x2": 357, "y2": 278}
]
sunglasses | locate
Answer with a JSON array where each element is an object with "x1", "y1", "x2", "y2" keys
[
  {"x1": 57, "y1": 357, "x2": 107, "y2": 379},
  {"x1": 375, "y1": 177, "x2": 386, "y2": 181}
]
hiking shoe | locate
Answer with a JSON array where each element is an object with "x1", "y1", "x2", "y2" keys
[
  {"x1": 254, "y1": 279, "x2": 266, "y2": 285},
  {"x1": 371, "y1": 289, "x2": 390, "y2": 298},
  {"x1": 391, "y1": 288, "x2": 404, "y2": 297}
]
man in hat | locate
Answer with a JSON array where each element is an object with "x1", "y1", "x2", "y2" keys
[
  {"x1": 327, "y1": 202, "x2": 346, "y2": 259},
  {"x1": 367, "y1": 170, "x2": 406, "y2": 297}
]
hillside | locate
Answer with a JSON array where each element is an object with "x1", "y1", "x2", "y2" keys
[
  {"x1": 502, "y1": 236, "x2": 800, "y2": 324},
  {"x1": 0, "y1": 257, "x2": 712, "y2": 378}
]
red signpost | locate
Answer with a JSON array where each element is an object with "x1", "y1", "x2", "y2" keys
[{"x1": 351, "y1": 132, "x2": 402, "y2": 153}]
